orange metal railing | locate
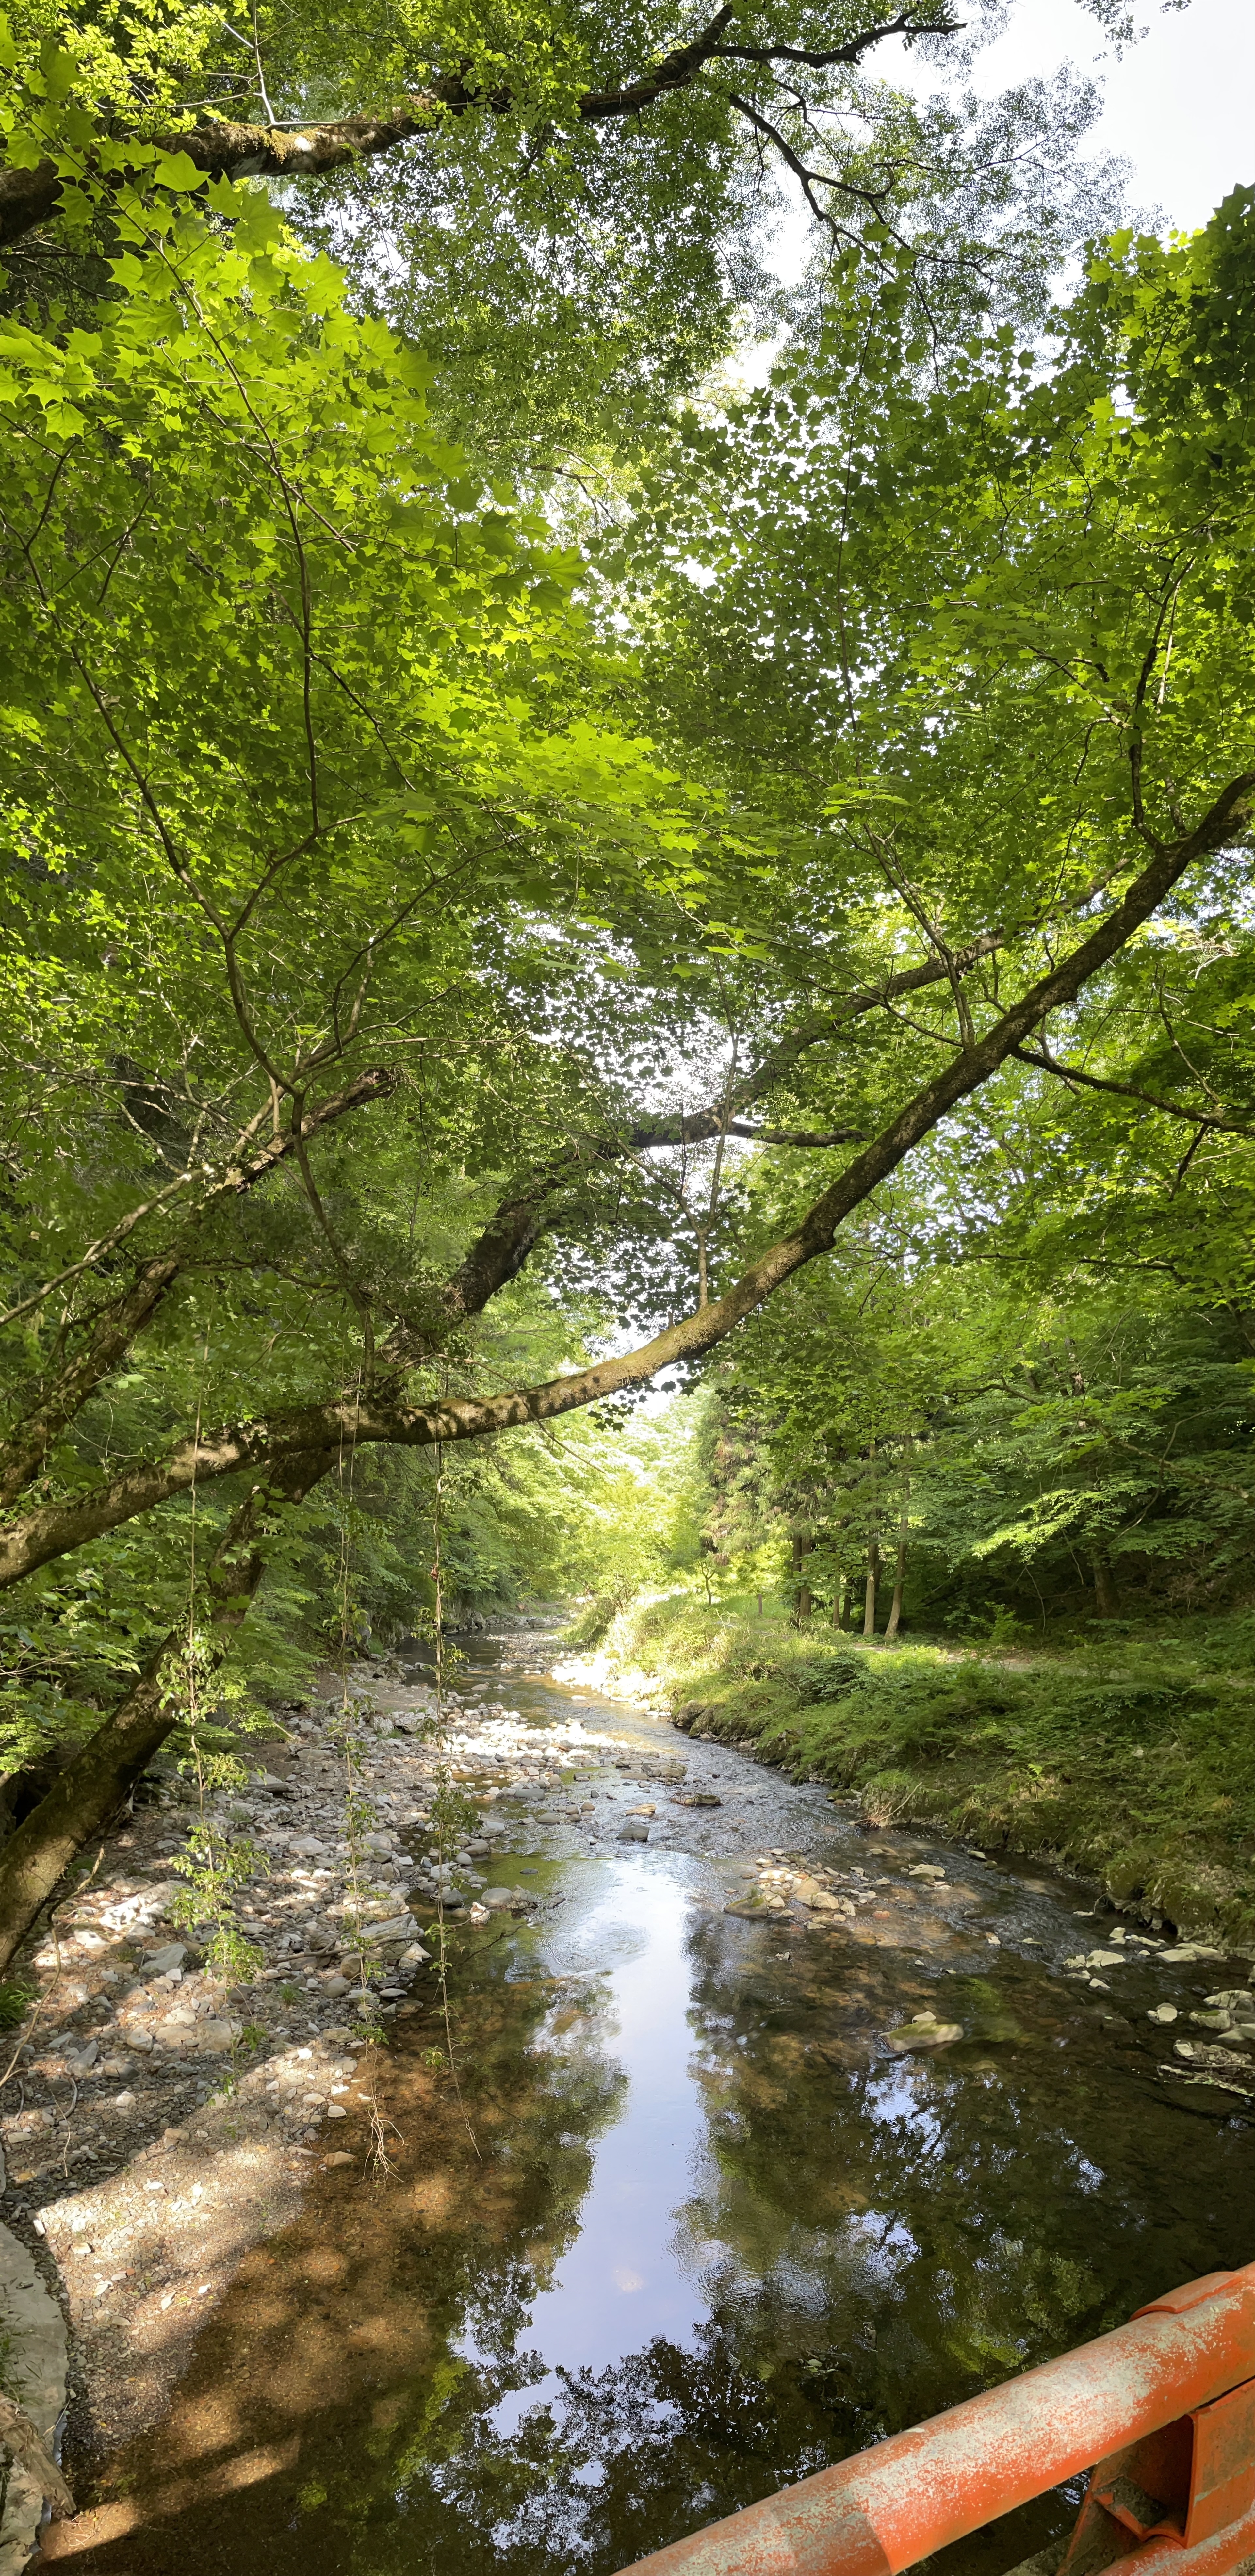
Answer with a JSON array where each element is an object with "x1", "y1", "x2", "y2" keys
[{"x1": 617, "y1": 2263, "x2": 1255, "y2": 2576}]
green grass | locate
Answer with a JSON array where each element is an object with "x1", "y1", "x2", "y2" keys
[{"x1": 571, "y1": 1594, "x2": 1255, "y2": 1941}]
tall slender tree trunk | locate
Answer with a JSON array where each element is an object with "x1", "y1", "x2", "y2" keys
[
  {"x1": 1092, "y1": 1541, "x2": 1121, "y2": 1619},
  {"x1": 0, "y1": 1450, "x2": 330, "y2": 1980},
  {"x1": 863, "y1": 1537, "x2": 881, "y2": 1638},
  {"x1": 833, "y1": 1573, "x2": 846, "y2": 1630},
  {"x1": 885, "y1": 1437, "x2": 912, "y2": 1642},
  {"x1": 792, "y1": 1529, "x2": 814, "y2": 1623},
  {"x1": 863, "y1": 1443, "x2": 880, "y2": 1637}
]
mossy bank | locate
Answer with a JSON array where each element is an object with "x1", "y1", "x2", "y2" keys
[{"x1": 557, "y1": 1596, "x2": 1255, "y2": 1945}]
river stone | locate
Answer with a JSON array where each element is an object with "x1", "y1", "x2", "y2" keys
[
  {"x1": 197, "y1": 2019, "x2": 237, "y2": 2054},
  {"x1": 1173, "y1": 2037, "x2": 1253, "y2": 2076},
  {"x1": 618, "y1": 1820, "x2": 650, "y2": 1842},
  {"x1": 143, "y1": 1942, "x2": 187, "y2": 1976},
  {"x1": 1148, "y1": 2003, "x2": 1178, "y2": 2023},
  {"x1": 158, "y1": 2016, "x2": 235, "y2": 2054},
  {"x1": 885, "y1": 2015, "x2": 964, "y2": 2054},
  {"x1": 482, "y1": 1889, "x2": 513, "y2": 1910},
  {"x1": 793, "y1": 1879, "x2": 854, "y2": 1916},
  {"x1": 361, "y1": 1914, "x2": 413, "y2": 1944},
  {"x1": 154, "y1": 2014, "x2": 195, "y2": 2047}
]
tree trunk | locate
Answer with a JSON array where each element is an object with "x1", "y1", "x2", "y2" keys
[
  {"x1": 1092, "y1": 1542, "x2": 1121, "y2": 1619},
  {"x1": 0, "y1": 1451, "x2": 330, "y2": 1981},
  {"x1": 792, "y1": 1530, "x2": 814, "y2": 1622},
  {"x1": 885, "y1": 1439, "x2": 912, "y2": 1641},
  {"x1": 833, "y1": 1573, "x2": 846, "y2": 1630},
  {"x1": 863, "y1": 1536, "x2": 881, "y2": 1638}
]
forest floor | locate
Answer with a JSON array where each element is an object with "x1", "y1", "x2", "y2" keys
[{"x1": 556, "y1": 1595, "x2": 1255, "y2": 1947}]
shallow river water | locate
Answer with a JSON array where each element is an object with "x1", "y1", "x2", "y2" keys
[{"x1": 66, "y1": 1639, "x2": 1255, "y2": 2576}]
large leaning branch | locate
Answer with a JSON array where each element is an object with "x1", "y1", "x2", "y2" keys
[
  {"x1": 0, "y1": 4, "x2": 961, "y2": 251},
  {"x1": 624, "y1": 931, "x2": 1005, "y2": 1146},
  {"x1": 416, "y1": 942, "x2": 992, "y2": 1337},
  {"x1": 0, "y1": 1066, "x2": 394, "y2": 1516},
  {"x1": 3, "y1": 777, "x2": 1248, "y2": 1593}
]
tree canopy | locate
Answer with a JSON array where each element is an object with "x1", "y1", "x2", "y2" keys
[
  {"x1": 0, "y1": 0, "x2": 1252, "y2": 1971},
  {"x1": 2, "y1": 0, "x2": 1131, "y2": 454}
]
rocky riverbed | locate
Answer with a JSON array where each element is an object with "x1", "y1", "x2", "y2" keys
[
  {"x1": 6, "y1": 1649, "x2": 761, "y2": 2475},
  {"x1": 11, "y1": 1635, "x2": 1255, "y2": 2568}
]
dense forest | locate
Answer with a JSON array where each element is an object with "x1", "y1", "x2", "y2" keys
[{"x1": 2, "y1": 0, "x2": 1254, "y2": 1970}]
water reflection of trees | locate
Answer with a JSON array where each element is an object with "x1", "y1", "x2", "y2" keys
[
  {"x1": 671, "y1": 1913, "x2": 1255, "y2": 2433},
  {"x1": 355, "y1": 1919, "x2": 1250, "y2": 2574},
  {"x1": 131, "y1": 1916, "x2": 1255, "y2": 2576}
]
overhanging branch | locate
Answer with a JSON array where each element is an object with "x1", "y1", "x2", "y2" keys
[
  {"x1": 0, "y1": 4, "x2": 963, "y2": 251},
  {"x1": 0, "y1": 1066, "x2": 395, "y2": 1513},
  {"x1": 4, "y1": 769, "x2": 1248, "y2": 1592},
  {"x1": 1011, "y1": 1042, "x2": 1255, "y2": 1136}
]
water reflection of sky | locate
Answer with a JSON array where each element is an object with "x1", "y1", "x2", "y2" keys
[
  {"x1": 472, "y1": 1862, "x2": 714, "y2": 2437},
  {"x1": 123, "y1": 1642, "x2": 1255, "y2": 2576}
]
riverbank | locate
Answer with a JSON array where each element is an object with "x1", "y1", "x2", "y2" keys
[
  {"x1": 2, "y1": 1652, "x2": 582, "y2": 2484},
  {"x1": 555, "y1": 1596, "x2": 1255, "y2": 1945},
  {"x1": 30, "y1": 1630, "x2": 1255, "y2": 2576}
]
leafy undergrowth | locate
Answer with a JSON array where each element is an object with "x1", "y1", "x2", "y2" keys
[{"x1": 564, "y1": 1595, "x2": 1255, "y2": 1942}]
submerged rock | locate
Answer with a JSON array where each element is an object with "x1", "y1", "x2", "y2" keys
[
  {"x1": 885, "y1": 2014, "x2": 964, "y2": 2055},
  {"x1": 1173, "y1": 2037, "x2": 1253, "y2": 2077}
]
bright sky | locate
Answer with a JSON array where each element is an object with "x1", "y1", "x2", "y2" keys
[
  {"x1": 755, "y1": 0, "x2": 1253, "y2": 311},
  {"x1": 965, "y1": 0, "x2": 1255, "y2": 233}
]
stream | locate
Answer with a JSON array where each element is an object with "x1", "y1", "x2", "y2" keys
[{"x1": 69, "y1": 1636, "x2": 1255, "y2": 2576}]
